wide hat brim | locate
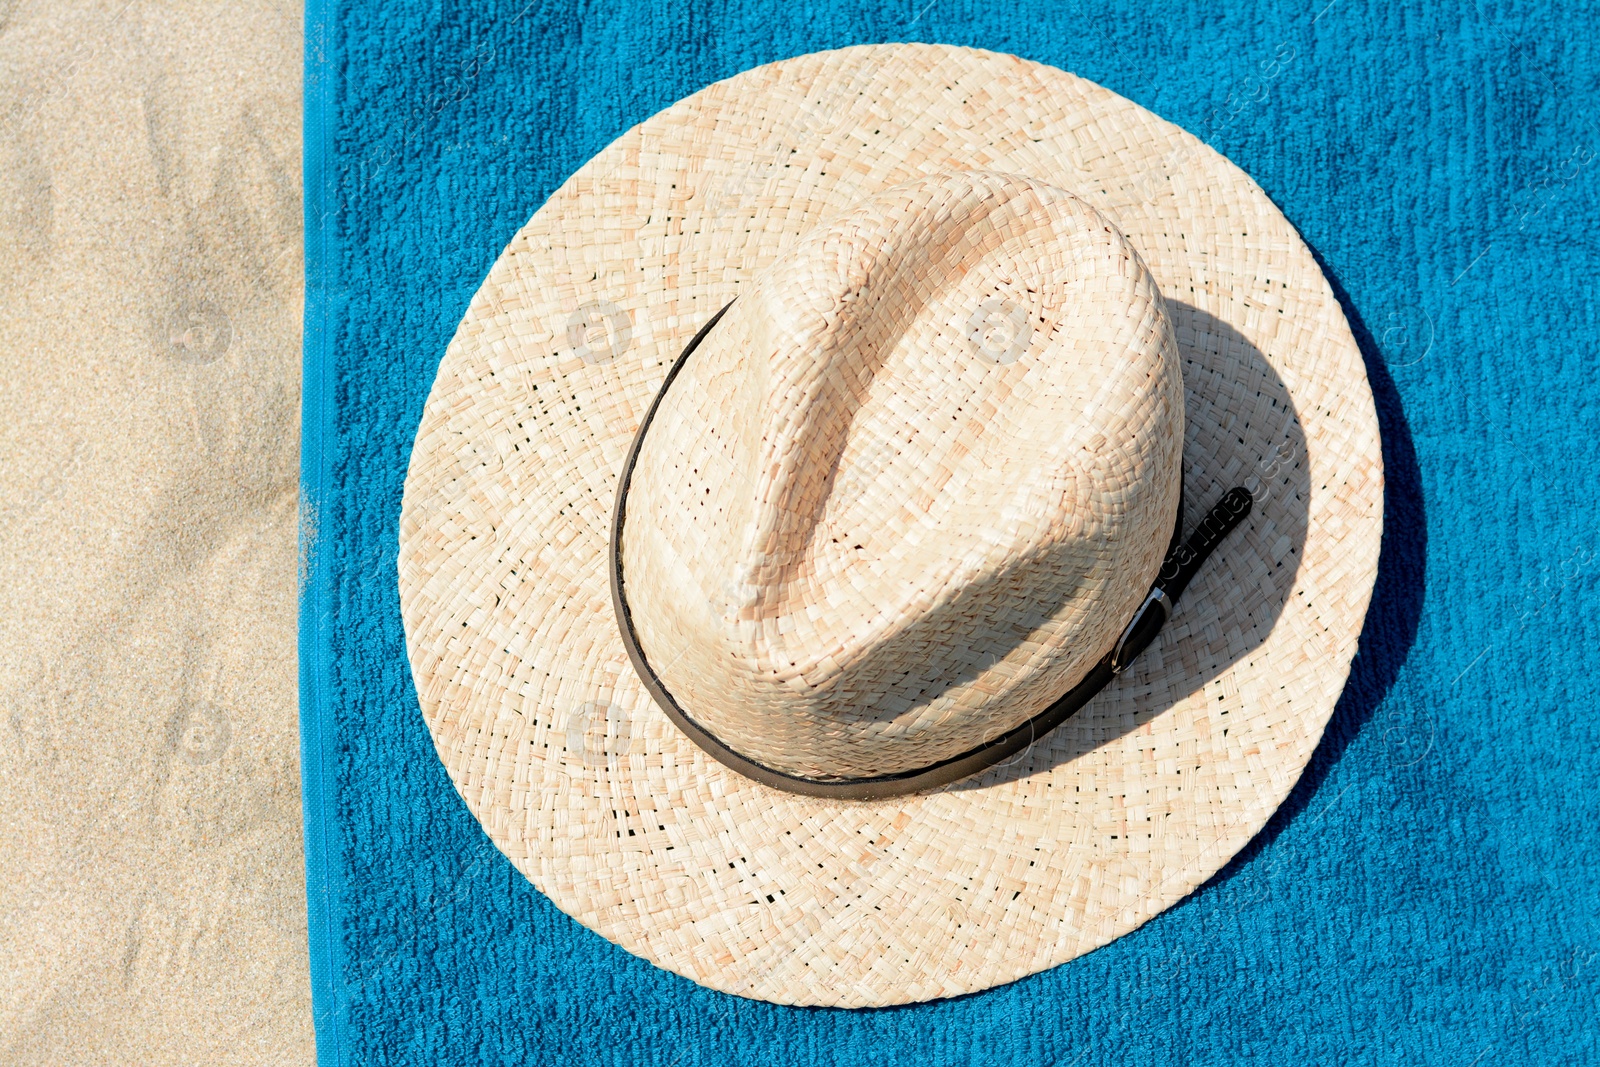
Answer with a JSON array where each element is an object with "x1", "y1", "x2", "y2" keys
[{"x1": 398, "y1": 43, "x2": 1383, "y2": 1007}]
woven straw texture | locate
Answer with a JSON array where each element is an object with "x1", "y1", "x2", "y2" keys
[{"x1": 398, "y1": 43, "x2": 1382, "y2": 1007}]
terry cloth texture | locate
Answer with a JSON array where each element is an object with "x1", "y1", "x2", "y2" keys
[
  {"x1": 301, "y1": 2, "x2": 1600, "y2": 1064},
  {"x1": 0, "y1": 2, "x2": 315, "y2": 1064}
]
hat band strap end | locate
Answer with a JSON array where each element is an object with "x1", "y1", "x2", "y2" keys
[{"x1": 1111, "y1": 486, "x2": 1253, "y2": 673}]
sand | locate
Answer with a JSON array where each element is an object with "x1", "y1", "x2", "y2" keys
[{"x1": 0, "y1": 1, "x2": 315, "y2": 1062}]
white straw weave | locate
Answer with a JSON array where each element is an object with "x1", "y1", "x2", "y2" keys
[{"x1": 398, "y1": 43, "x2": 1383, "y2": 1007}]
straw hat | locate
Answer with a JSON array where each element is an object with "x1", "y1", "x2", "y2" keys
[{"x1": 398, "y1": 43, "x2": 1382, "y2": 1007}]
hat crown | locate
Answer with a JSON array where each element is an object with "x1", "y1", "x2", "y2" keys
[{"x1": 621, "y1": 170, "x2": 1183, "y2": 780}]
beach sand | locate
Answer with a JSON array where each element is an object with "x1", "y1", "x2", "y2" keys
[{"x1": 0, "y1": 2, "x2": 314, "y2": 1062}]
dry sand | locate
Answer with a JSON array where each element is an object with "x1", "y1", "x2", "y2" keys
[{"x1": 0, "y1": 1, "x2": 314, "y2": 1062}]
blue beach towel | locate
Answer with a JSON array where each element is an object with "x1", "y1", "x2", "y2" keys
[{"x1": 299, "y1": 2, "x2": 1600, "y2": 1063}]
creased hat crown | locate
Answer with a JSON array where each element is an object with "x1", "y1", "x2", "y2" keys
[{"x1": 621, "y1": 171, "x2": 1183, "y2": 780}]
